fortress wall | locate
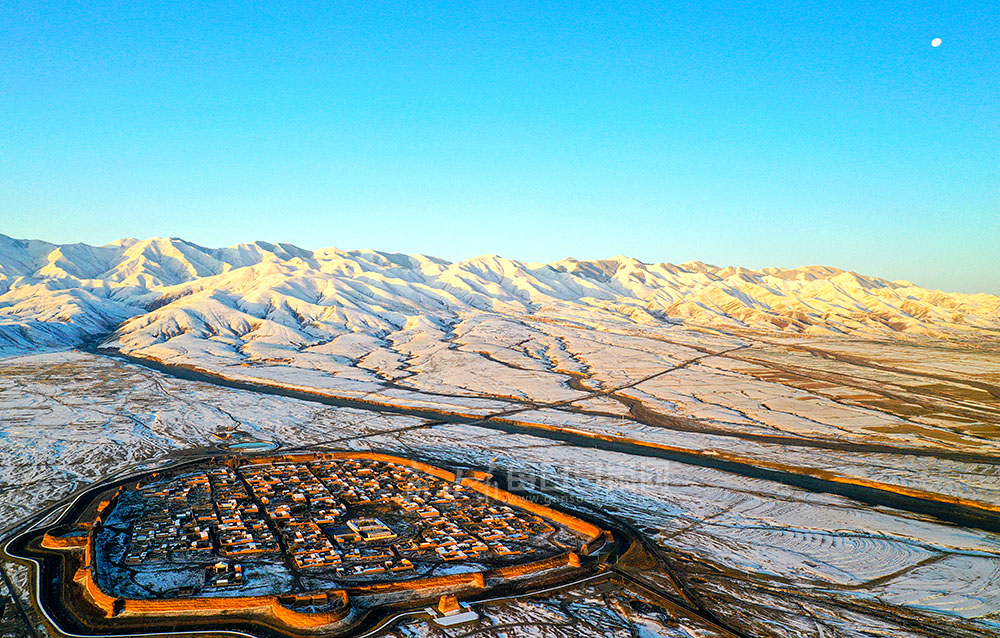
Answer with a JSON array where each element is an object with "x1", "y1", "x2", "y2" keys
[
  {"x1": 124, "y1": 595, "x2": 274, "y2": 614},
  {"x1": 352, "y1": 552, "x2": 581, "y2": 602},
  {"x1": 122, "y1": 597, "x2": 346, "y2": 629},
  {"x1": 69, "y1": 562, "x2": 349, "y2": 630},
  {"x1": 487, "y1": 552, "x2": 579, "y2": 580},
  {"x1": 353, "y1": 570, "x2": 485, "y2": 597},
  {"x1": 459, "y1": 478, "x2": 603, "y2": 542},
  {"x1": 83, "y1": 529, "x2": 94, "y2": 567},
  {"x1": 269, "y1": 599, "x2": 350, "y2": 628},
  {"x1": 462, "y1": 470, "x2": 492, "y2": 481},
  {"x1": 40, "y1": 533, "x2": 88, "y2": 550},
  {"x1": 72, "y1": 567, "x2": 119, "y2": 619}
]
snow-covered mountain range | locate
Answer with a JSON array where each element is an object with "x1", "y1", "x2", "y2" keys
[
  {"x1": 6, "y1": 234, "x2": 1000, "y2": 638},
  {"x1": 1, "y1": 233, "x2": 997, "y2": 357}
]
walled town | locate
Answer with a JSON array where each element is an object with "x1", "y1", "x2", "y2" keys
[{"x1": 105, "y1": 455, "x2": 575, "y2": 596}]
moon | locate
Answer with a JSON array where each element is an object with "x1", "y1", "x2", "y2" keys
[{"x1": 931, "y1": 38, "x2": 942, "y2": 47}]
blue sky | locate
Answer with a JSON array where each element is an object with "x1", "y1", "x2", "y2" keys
[{"x1": 2, "y1": 1, "x2": 997, "y2": 292}]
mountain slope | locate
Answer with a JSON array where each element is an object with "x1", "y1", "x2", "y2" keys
[{"x1": 1, "y1": 234, "x2": 997, "y2": 360}]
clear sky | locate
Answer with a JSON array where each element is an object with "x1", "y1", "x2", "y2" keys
[{"x1": 2, "y1": 1, "x2": 997, "y2": 293}]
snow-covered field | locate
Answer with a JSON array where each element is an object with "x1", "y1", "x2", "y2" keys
[
  {"x1": 1, "y1": 235, "x2": 999, "y2": 637},
  {"x1": 1, "y1": 350, "x2": 998, "y2": 638}
]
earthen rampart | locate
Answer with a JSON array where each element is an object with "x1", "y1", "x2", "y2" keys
[
  {"x1": 487, "y1": 552, "x2": 580, "y2": 579},
  {"x1": 72, "y1": 567, "x2": 120, "y2": 619},
  {"x1": 71, "y1": 564, "x2": 350, "y2": 629},
  {"x1": 40, "y1": 532, "x2": 88, "y2": 551}
]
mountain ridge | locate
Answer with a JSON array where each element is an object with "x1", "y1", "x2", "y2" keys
[{"x1": 1, "y1": 233, "x2": 998, "y2": 357}]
